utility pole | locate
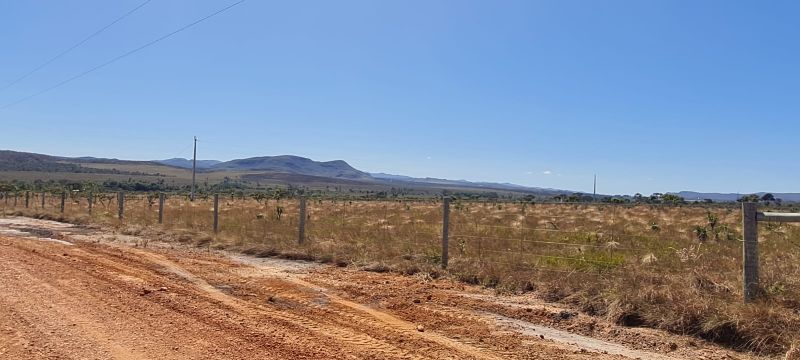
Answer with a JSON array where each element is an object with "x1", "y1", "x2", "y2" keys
[
  {"x1": 190, "y1": 136, "x2": 197, "y2": 202},
  {"x1": 593, "y1": 174, "x2": 597, "y2": 202}
]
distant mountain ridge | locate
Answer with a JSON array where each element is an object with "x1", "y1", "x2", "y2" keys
[
  {"x1": 209, "y1": 155, "x2": 371, "y2": 179},
  {"x1": 370, "y1": 172, "x2": 562, "y2": 195},
  {"x1": 8, "y1": 149, "x2": 797, "y2": 200},
  {"x1": 1, "y1": 150, "x2": 545, "y2": 191},
  {"x1": 156, "y1": 156, "x2": 370, "y2": 179}
]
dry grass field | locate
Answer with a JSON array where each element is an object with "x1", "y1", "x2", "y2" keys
[{"x1": 3, "y1": 192, "x2": 799, "y2": 355}]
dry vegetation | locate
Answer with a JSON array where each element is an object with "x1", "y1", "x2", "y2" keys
[{"x1": 2, "y1": 192, "x2": 799, "y2": 355}]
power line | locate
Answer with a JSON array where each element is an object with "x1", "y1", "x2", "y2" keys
[
  {"x1": 0, "y1": 0, "x2": 152, "y2": 92},
  {"x1": 0, "y1": 0, "x2": 246, "y2": 110}
]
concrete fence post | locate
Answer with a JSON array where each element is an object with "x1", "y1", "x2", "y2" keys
[
  {"x1": 118, "y1": 192, "x2": 125, "y2": 221},
  {"x1": 213, "y1": 193, "x2": 219, "y2": 233},
  {"x1": 742, "y1": 202, "x2": 759, "y2": 302},
  {"x1": 158, "y1": 193, "x2": 165, "y2": 224},
  {"x1": 60, "y1": 192, "x2": 66, "y2": 213},
  {"x1": 298, "y1": 196, "x2": 307, "y2": 244},
  {"x1": 442, "y1": 197, "x2": 451, "y2": 269}
]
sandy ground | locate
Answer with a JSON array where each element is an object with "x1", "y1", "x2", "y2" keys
[{"x1": 0, "y1": 217, "x2": 769, "y2": 359}]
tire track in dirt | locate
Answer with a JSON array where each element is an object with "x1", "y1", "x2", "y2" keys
[
  {"x1": 37, "y1": 243, "x2": 363, "y2": 358},
  {"x1": 233, "y1": 268, "x2": 498, "y2": 356},
  {"x1": 224, "y1": 257, "x2": 518, "y2": 359},
  {"x1": 285, "y1": 276, "x2": 508, "y2": 360},
  {"x1": 9, "y1": 239, "x2": 446, "y2": 359},
  {"x1": 134, "y1": 249, "x2": 419, "y2": 359},
  {"x1": 131, "y1": 248, "x2": 505, "y2": 360}
]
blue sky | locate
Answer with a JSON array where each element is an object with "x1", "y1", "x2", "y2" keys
[{"x1": 1, "y1": 1, "x2": 798, "y2": 195}]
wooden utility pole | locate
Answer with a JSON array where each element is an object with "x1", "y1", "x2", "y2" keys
[{"x1": 190, "y1": 136, "x2": 197, "y2": 202}]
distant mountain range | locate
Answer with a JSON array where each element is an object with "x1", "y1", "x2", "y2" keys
[
  {"x1": 370, "y1": 173, "x2": 560, "y2": 193},
  {"x1": 149, "y1": 157, "x2": 561, "y2": 193},
  {"x1": 0, "y1": 150, "x2": 555, "y2": 194},
  {"x1": 2, "y1": 149, "x2": 797, "y2": 200},
  {"x1": 156, "y1": 156, "x2": 370, "y2": 179},
  {"x1": 152, "y1": 157, "x2": 556, "y2": 193}
]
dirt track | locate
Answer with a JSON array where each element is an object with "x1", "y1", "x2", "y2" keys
[{"x1": 0, "y1": 217, "x2": 761, "y2": 359}]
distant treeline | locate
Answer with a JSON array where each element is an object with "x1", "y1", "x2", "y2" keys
[
  {"x1": 547, "y1": 192, "x2": 786, "y2": 205},
  {"x1": 0, "y1": 179, "x2": 785, "y2": 204},
  {"x1": 0, "y1": 179, "x2": 172, "y2": 193},
  {"x1": 0, "y1": 178, "x2": 531, "y2": 201}
]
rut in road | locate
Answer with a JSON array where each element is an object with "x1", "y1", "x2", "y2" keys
[{"x1": 131, "y1": 248, "x2": 451, "y2": 359}]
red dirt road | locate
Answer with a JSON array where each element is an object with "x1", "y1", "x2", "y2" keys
[{"x1": 0, "y1": 217, "x2": 758, "y2": 359}]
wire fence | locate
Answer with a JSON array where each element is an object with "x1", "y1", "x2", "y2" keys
[{"x1": 1, "y1": 190, "x2": 796, "y2": 290}]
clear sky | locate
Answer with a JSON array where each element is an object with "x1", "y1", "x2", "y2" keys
[{"x1": 1, "y1": 1, "x2": 798, "y2": 195}]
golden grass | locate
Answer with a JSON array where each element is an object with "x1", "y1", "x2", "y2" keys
[{"x1": 3, "y1": 193, "x2": 799, "y2": 355}]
